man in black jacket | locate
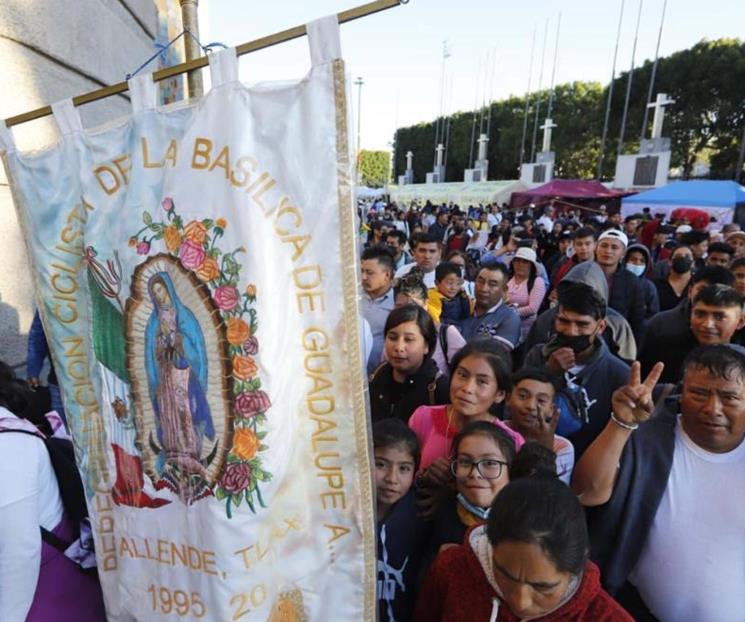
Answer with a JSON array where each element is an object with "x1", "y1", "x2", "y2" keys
[
  {"x1": 594, "y1": 228, "x2": 645, "y2": 346},
  {"x1": 639, "y1": 265, "x2": 734, "y2": 383}
]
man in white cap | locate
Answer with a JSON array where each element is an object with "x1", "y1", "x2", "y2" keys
[{"x1": 595, "y1": 228, "x2": 645, "y2": 345}]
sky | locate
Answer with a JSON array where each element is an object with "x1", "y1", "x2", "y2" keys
[{"x1": 200, "y1": 0, "x2": 745, "y2": 151}]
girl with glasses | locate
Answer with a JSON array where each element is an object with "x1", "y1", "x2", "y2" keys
[{"x1": 418, "y1": 421, "x2": 518, "y2": 581}]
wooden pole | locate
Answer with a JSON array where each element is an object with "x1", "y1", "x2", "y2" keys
[
  {"x1": 179, "y1": 0, "x2": 204, "y2": 98},
  {"x1": 3, "y1": 0, "x2": 406, "y2": 128}
]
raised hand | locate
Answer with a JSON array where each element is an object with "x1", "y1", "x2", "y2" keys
[
  {"x1": 611, "y1": 361, "x2": 664, "y2": 427},
  {"x1": 534, "y1": 403, "x2": 560, "y2": 449}
]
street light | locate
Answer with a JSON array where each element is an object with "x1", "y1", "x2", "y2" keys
[{"x1": 354, "y1": 77, "x2": 364, "y2": 176}]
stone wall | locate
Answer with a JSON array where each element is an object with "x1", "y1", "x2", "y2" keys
[{"x1": 0, "y1": 0, "x2": 163, "y2": 372}]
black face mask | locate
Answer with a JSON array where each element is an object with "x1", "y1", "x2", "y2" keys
[
  {"x1": 671, "y1": 256, "x2": 694, "y2": 273},
  {"x1": 546, "y1": 331, "x2": 594, "y2": 356}
]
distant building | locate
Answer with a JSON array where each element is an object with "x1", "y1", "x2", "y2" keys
[{"x1": 0, "y1": 0, "x2": 184, "y2": 371}]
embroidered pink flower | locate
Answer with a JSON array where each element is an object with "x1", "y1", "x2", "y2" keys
[
  {"x1": 180, "y1": 239, "x2": 206, "y2": 271},
  {"x1": 244, "y1": 336, "x2": 259, "y2": 356},
  {"x1": 220, "y1": 462, "x2": 251, "y2": 494},
  {"x1": 235, "y1": 390, "x2": 271, "y2": 419},
  {"x1": 213, "y1": 285, "x2": 240, "y2": 311},
  {"x1": 162, "y1": 197, "x2": 174, "y2": 211},
  {"x1": 136, "y1": 240, "x2": 151, "y2": 255}
]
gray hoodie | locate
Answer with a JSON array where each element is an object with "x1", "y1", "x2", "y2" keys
[{"x1": 522, "y1": 261, "x2": 637, "y2": 362}]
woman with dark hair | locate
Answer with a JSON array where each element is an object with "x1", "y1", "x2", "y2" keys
[
  {"x1": 0, "y1": 363, "x2": 106, "y2": 621},
  {"x1": 369, "y1": 305, "x2": 449, "y2": 423},
  {"x1": 394, "y1": 269, "x2": 466, "y2": 375},
  {"x1": 416, "y1": 476, "x2": 631, "y2": 621},
  {"x1": 653, "y1": 245, "x2": 693, "y2": 311},
  {"x1": 506, "y1": 247, "x2": 546, "y2": 343},
  {"x1": 410, "y1": 339, "x2": 524, "y2": 485}
]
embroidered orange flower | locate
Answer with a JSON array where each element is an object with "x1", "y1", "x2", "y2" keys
[
  {"x1": 226, "y1": 317, "x2": 251, "y2": 345},
  {"x1": 163, "y1": 225, "x2": 181, "y2": 252},
  {"x1": 196, "y1": 256, "x2": 220, "y2": 282},
  {"x1": 128, "y1": 237, "x2": 137, "y2": 247},
  {"x1": 184, "y1": 220, "x2": 208, "y2": 244},
  {"x1": 245, "y1": 283, "x2": 257, "y2": 298},
  {"x1": 215, "y1": 217, "x2": 227, "y2": 229},
  {"x1": 232, "y1": 355, "x2": 258, "y2": 381},
  {"x1": 232, "y1": 428, "x2": 260, "y2": 461}
]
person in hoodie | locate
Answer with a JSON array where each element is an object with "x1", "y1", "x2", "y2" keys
[
  {"x1": 622, "y1": 244, "x2": 659, "y2": 320},
  {"x1": 374, "y1": 418, "x2": 425, "y2": 622},
  {"x1": 523, "y1": 282, "x2": 630, "y2": 457},
  {"x1": 522, "y1": 262, "x2": 637, "y2": 365},
  {"x1": 639, "y1": 266, "x2": 735, "y2": 383},
  {"x1": 415, "y1": 473, "x2": 632, "y2": 621},
  {"x1": 593, "y1": 229, "x2": 646, "y2": 346}
]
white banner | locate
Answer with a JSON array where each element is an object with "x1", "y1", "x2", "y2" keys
[{"x1": 1, "y1": 15, "x2": 374, "y2": 621}]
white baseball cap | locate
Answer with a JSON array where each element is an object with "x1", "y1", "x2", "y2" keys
[
  {"x1": 597, "y1": 228, "x2": 629, "y2": 247},
  {"x1": 676, "y1": 225, "x2": 692, "y2": 234}
]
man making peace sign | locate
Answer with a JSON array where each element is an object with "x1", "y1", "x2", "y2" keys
[{"x1": 572, "y1": 346, "x2": 745, "y2": 621}]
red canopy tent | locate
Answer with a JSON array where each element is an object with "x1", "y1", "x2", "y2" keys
[{"x1": 510, "y1": 179, "x2": 631, "y2": 212}]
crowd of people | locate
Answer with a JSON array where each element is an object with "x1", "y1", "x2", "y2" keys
[
  {"x1": 2, "y1": 196, "x2": 744, "y2": 621},
  {"x1": 364, "y1": 198, "x2": 745, "y2": 621}
]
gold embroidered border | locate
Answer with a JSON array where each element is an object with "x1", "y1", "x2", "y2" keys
[{"x1": 332, "y1": 57, "x2": 376, "y2": 620}]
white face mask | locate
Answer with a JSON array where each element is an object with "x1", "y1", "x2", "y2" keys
[{"x1": 625, "y1": 263, "x2": 646, "y2": 277}]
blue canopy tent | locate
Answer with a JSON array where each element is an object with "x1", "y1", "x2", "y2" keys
[{"x1": 622, "y1": 180, "x2": 745, "y2": 227}]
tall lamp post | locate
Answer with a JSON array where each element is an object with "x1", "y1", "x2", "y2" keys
[{"x1": 354, "y1": 77, "x2": 364, "y2": 178}]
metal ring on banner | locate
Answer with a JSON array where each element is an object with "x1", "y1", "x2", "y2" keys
[
  {"x1": 208, "y1": 47, "x2": 238, "y2": 88},
  {"x1": 0, "y1": 121, "x2": 15, "y2": 152},
  {"x1": 306, "y1": 15, "x2": 342, "y2": 66},
  {"x1": 51, "y1": 99, "x2": 83, "y2": 135},
  {"x1": 128, "y1": 73, "x2": 158, "y2": 114}
]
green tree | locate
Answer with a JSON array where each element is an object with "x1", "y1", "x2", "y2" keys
[
  {"x1": 394, "y1": 38, "x2": 745, "y2": 183},
  {"x1": 358, "y1": 150, "x2": 391, "y2": 187}
]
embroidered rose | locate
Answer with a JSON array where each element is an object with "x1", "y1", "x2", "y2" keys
[
  {"x1": 219, "y1": 462, "x2": 251, "y2": 494},
  {"x1": 235, "y1": 390, "x2": 271, "y2": 419},
  {"x1": 245, "y1": 283, "x2": 257, "y2": 298},
  {"x1": 232, "y1": 428, "x2": 260, "y2": 461},
  {"x1": 214, "y1": 285, "x2": 240, "y2": 311},
  {"x1": 163, "y1": 225, "x2": 181, "y2": 252},
  {"x1": 226, "y1": 317, "x2": 250, "y2": 345},
  {"x1": 215, "y1": 217, "x2": 227, "y2": 230},
  {"x1": 180, "y1": 239, "x2": 206, "y2": 271},
  {"x1": 161, "y1": 197, "x2": 174, "y2": 212},
  {"x1": 184, "y1": 220, "x2": 208, "y2": 244},
  {"x1": 232, "y1": 355, "x2": 258, "y2": 381},
  {"x1": 196, "y1": 256, "x2": 220, "y2": 282},
  {"x1": 243, "y1": 336, "x2": 259, "y2": 356},
  {"x1": 136, "y1": 240, "x2": 151, "y2": 255}
]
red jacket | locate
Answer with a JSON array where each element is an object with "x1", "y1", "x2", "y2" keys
[{"x1": 415, "y1": 541, "x2": 631, "y2": 622}]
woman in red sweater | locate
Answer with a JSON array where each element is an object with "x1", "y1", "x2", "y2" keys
[{"x1": 415, "y1": 476, "x2": 631, "y2": 621}]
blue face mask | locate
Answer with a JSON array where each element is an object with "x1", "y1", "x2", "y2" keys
[{"x1": 626, "y1": 263, "x2": 646, "y2": 277}]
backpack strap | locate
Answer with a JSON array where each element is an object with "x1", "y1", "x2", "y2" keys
[{"x1": 0, "y1": 429, "x2": 73, "y2": 550}]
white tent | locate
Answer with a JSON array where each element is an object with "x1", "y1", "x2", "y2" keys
[{"x1": 389, "y1": 180, "x2": 525, "y2": 207}]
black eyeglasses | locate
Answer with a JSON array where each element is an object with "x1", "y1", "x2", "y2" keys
[{"x1": 450, "y1": 457, "x2": 508, "y2": 480}]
